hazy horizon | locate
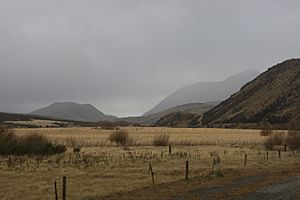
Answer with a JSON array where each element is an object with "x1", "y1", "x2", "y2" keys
[{"x1": 1, "y1": 1, "x2": 300, "y2": 116}]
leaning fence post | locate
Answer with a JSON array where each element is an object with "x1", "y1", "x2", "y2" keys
[
  {"x1": 185, "y1": 160, "x2": 189, "y2": 180},
  {"x1": 54, "y1": 180, "x2": 58, "y2": 200},
  {"x1": 62, "y1": 176, "x2": 66, "y2": 200},
  {"x1": 148, "y1": 162, "x2": 155, "y2": 185},
  {"x1": 169, "y1": 145, "x2": 172, "y2": 155},
  {"x1": 244, "y1": 154, "x2": 247, "y2": 166}
]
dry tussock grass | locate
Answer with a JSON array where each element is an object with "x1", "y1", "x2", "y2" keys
[
  {"x1": 13, "y1": 127, "x2": 269, "y2": 147},
  {"x1": 0, "y1": 127, "x2": 297, "y2": 200}
]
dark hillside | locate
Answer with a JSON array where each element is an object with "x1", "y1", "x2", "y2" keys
[{"x1": 202, "y1": 59, "x2": 300, "y2": 128}]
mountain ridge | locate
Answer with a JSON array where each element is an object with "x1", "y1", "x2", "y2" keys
[
  {"x1": 202, "y1": 58, "x2": 300, "y2": 128},
  {"x1": 144, "y1": 69, "x2": 260, "y2": 116},
  {"x1": 30, "y1": 102, "x2": 116, "y2": 122}
]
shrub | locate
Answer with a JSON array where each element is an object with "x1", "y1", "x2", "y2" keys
[
  {"x1": 0, "y1": 127, "x2": 65, "y2": 155},
  {"x1": 108, "y1": 130, "x2": 130, "y2": 146},
  {"x1": 286, "y1": 131, "x2": 300, "y2": 150},
  {"x1": 19, "y1": 133, "x2": 65, "y2": 155},
  {"x1": 264, "y1": 137, "x2": 275, "y2": 150},
  {"x1": 272, "y1": 133, "x2": 284, "y2": 145},
  {"x1": 260, "y1": 123, "x2": 273, "y2": 136},
  {"x1": 152, "y1": 133, "x2": 170, "y2": 146},
  {"x1": 0, "y1": 126, "x2": 18, "y2": 155},
  {"x1": 264, "y1": 133, "x2": 285, "y2": 150}
]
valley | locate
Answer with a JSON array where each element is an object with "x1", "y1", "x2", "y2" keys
[{"x1": 1, "y1": 127, "x2": 299, "y2": 200}]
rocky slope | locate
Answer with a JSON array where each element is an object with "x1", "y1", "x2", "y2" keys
[{"x1": 202, "y1": 59, "x2": 300, "y2": 128}]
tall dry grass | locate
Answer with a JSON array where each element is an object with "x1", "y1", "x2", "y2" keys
[
  {"x1": 0, "y1": 127, "x2": 298, "y2": 200},
  {"x1": 13, "y1": 127, "x2": 269, "y2": 147}
]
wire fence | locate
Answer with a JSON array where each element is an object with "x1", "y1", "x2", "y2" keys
[{"x1": 0, "y1": 145, "x2": 298, "y2": 200}]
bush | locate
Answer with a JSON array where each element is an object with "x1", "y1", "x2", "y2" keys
[
  {"x1": 108, "y1": 130, "x2": 131, "y2": 146},
  {"x1": 19, "y1": 133, "x2": 65, "y2": 155},
  {"x1": 260, "y1": 123, "x2": 273, "y2": 136},
  {"x1": 152, "y1": 133, "x2": 170, "y2": 146},
  {"x1": 0, "y1": 127, "x2": 66, "y2": 155},
  {"x1": 273, "y1": 133, "x2": 284, "y2": 146},
  {"x1": 264, "y1": 137, "x2": 275, "y2": 150},
  {"x1": 286, "y1": 131, "x2": 300, "y2": 150},
  {"x1": 264, "y1": 133, "x2": 285, "y2": 150},
  {"x1": 0, "y1": 126, "x2": 18, "y2": 155}
]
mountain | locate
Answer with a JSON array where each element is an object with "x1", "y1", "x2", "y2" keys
[
  {"x1": 144, "y1": 69, "x2": 260, "y2": 116},
  {"x1": 202, "y1": 59, "x2": 300, "y2": 128},
  {"x1": 30, "y1": 102, "x2": 117, "y2": 122},
  {"x1": 119, "y1": 102, "x2": 217, "y2": 125}
]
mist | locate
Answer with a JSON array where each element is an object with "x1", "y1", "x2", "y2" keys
[{"x1": 0, "y1": 0, "x2": 300, "y2": 117}]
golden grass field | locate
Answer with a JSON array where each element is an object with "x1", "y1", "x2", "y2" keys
[{"x1": 0, "y1": 127, "x2": 299, "y2": 200}]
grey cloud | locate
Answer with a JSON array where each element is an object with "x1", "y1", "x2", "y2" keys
[{"x1": 0, "y1": 0, "x2": 300, "y2": 116}]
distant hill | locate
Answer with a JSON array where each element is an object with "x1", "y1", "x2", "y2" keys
[
  {"x1": 0, "y1": 112, "x2": 73, "y2": 128},
  {"x1": 0, "y1": 112, "x2": 51, "y2": 124},
  {"x1": 144, "y1": 69, "x2": 260, "y2": 115},
  {"x1": 30, "y1": 102, "x2": 117, "y2": 122},
  {"x1": 202, "y1": 59, "x2": 300, "y2": 128},
  {"x1": 119, "y1": 102, "x2": 217, "y2": 125}
]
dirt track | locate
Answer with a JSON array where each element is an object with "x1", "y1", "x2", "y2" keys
[
  {"x1": 241, "y1": 176, "x2": 300, "y2": 200},
  {"x1": 101, "y1": 170, "x2": 300, "y2": 200},
  {"x1": 176, "y1": 175, "x2": 300, "y2": 200}
]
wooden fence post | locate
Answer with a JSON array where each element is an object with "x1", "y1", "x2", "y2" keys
[
  {"x1": 244, "y1": 154, "x2": 247, "y2": 166},
  {"x1": 211, "y1": 158, "x2": 215, "y2": 173},
  {"x1": 284, "y1": 145, "x2": 287, "y2": 152},
  {"x1": 185, "y1": 160, "x2": 189, "y2": 180},
  {"x1": 54, "y1": 180, "x2": 58, "y2": 200},
  {"x1": 62, "y1": 176, "x2": 66, "y2": 200},
  {"x1": 148, "y1": 162, "x2": 155, "y2": 185},
  {"x1": 278, "y1": 150, "x2": 281, "y2": 159},
  {"x1": 266, "y1": 151, "x2": 269, "y2": 161},
  {"x1": 169, "y1": 145, "x2": 172, "y2": 155}
]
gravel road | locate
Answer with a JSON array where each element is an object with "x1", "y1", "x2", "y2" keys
[{"x1": 175, "y1": 175, "x2": 300, "y2": 200}]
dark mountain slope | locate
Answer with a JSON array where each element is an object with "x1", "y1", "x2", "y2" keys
[
  {"x1": 155, "y1": 112, "x2": 201, "y2": 128},
  {"x1": 120, "y1": 102, "x2": 217, "y2": 125},
  {"x1": 202, "y1": 59, "x2": 300, "y2": 128}
]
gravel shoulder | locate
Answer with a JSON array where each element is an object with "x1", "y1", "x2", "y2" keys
[
  {"x1": 100, "y1": 169, "x2": 300, "y2": 200},
  {"x1": 241, "y1": 175, "x2": 300, "y2": 200}
]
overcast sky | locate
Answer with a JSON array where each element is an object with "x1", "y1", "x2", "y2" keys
[{"x1": 0, "y1": 0, "x2": 299, "y2": 117}]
